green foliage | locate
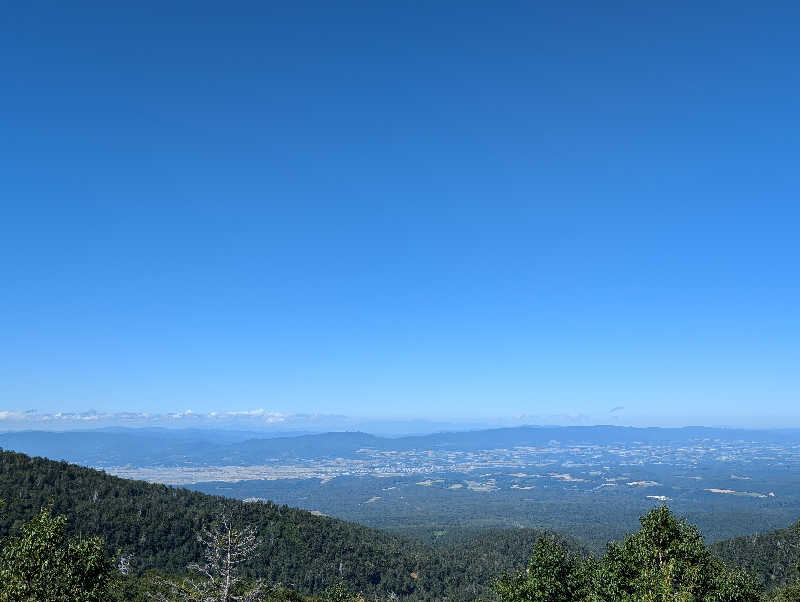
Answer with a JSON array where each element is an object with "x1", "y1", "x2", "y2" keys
[
  {"x1": 321, "y1": 580, "x2": 361, "y2": 602},
  {"x1": 109, "y1": 571, "x2": 168, "y2": 601},
  {"x1": 496, "y1": 506, "x2": 762, "y2": 602},
  {"x1": 768, "y1": 584, "x2": 800, "y2": 601},
  {"x1": 0, "y1": 503, "x2": 116, "y2": 602},
  {"x1": 712, "y1": 518, "x2": 800, "y2": 592},
  {"x1": 495, "y1": 534, "x2": 591, "y2": 602}
]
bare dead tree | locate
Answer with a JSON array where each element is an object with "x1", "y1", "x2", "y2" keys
[
  {"x1": 150, "y1": 513, "x2": 263, "y2": 602},
  {"x1": 117, "y1": 552, "x2": 134, "y2": 576}
]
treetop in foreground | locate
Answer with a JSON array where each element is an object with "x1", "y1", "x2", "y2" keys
[
  {"x1": 496, "y1": 505, "x2": 761, "y2": 602},
  {"x1": 0, "y1": 503, "x2": 115, "y2": 602}
]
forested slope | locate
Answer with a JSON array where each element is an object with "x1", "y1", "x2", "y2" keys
[
  {"x1": 713, "y1": 521, "x2": 800, "y2": 591},
  {"x1": 0, "y1": 449, "x2": 534, "y2": 600}
]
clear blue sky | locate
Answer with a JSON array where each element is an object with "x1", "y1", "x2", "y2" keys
[{"x1": 2, "y1": 1, "x2": 799, "y2": 427}]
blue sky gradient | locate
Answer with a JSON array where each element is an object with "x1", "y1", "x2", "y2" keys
[{"x1": 2, "y1": 1, "x2": 799, "y2": 426}]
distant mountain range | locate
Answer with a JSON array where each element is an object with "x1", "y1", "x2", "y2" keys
[{"x1": 2, "y1": 424, "x2": 800, "y2": 467}]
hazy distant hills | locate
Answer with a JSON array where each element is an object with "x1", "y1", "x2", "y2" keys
[
  {"x1": 3, "y1": 425, "x2": 799, "y2": 467},
  {"x1": 0, "y1": 429, "x2": 381, "y2": 466}
]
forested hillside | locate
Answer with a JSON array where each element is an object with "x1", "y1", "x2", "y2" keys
[
  {"x1": 713, "y1": 521, "x2": 800, "y2": 591},
  {"x1": 0, "y1": 449, "x2": 538, "y2": 600}
]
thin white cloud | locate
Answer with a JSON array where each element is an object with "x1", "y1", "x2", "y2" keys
[{"x1": 0, "y1": 408, "x2": 302, "y2": 429}]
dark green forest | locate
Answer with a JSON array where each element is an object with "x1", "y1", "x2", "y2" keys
[
  {"x1": 0, "y1": 449, "x2": 551, "y2": 600},
  {"x1": 1, "y1": 448, "x2": 800, "y2": 601},
  {"x1": 713, "y1": 521, "x2": 800, "y2": 591}
]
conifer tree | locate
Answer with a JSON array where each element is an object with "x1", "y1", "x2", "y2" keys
[{"x1": 495, "y1": 506, "x2": 761, "y2": 602}]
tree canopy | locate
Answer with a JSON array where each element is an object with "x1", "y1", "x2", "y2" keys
[
  {"x1": 496, "y1": 505, "x2": 761, "y2": 602},
  {"x1": 0, "y1": 503, "x2": 115, "y2": 602}
]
